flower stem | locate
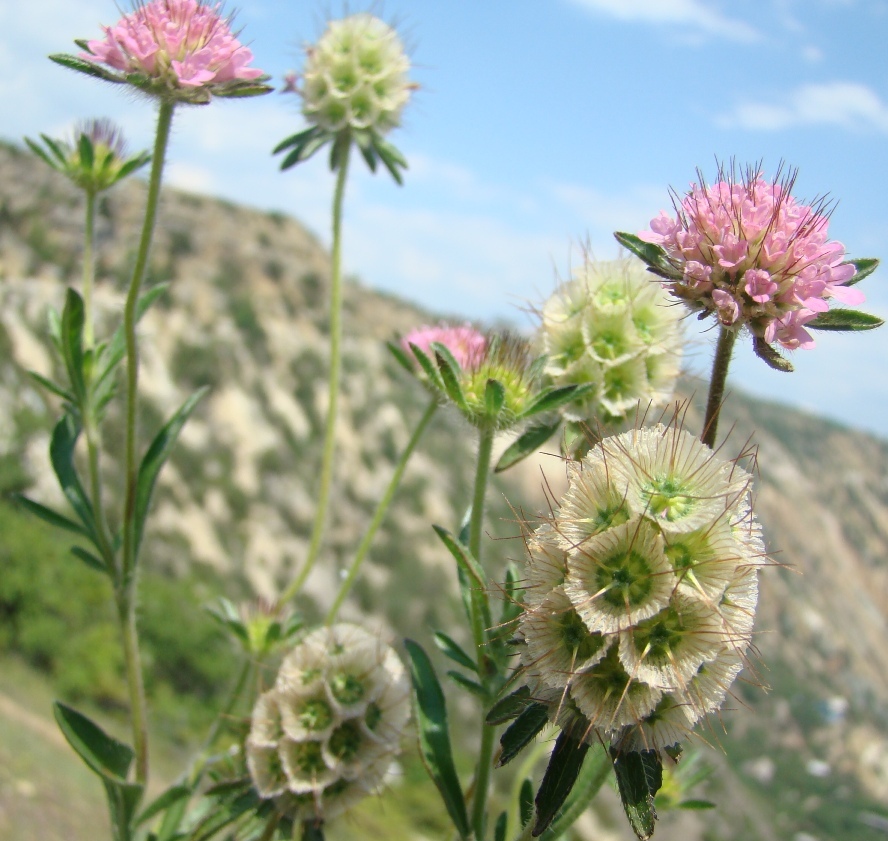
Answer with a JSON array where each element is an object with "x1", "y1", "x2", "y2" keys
[
  {"x1": 701, "y1": 325, "x2": 737, "y2": 449},
  {"x1": 117, "y1": 591, "x2": 150, "y2": 787},
  {"x1": 119, "y1": 97, "x2": 175, "y2": 786},
  {"x1": 325, "y1": 398, "x2": 438, "y2": 625},
  {"x1": 467, "y1": 424, "x2": 495, "y2": 840},
  {"x1": 82, "y1": 190, "x2": 96, "y2": 349},
  {"x1": 283, "y1": 142, "x2": 351, "y2": 604}
]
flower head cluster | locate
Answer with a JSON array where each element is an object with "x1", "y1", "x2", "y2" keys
[
  {"x1": 540, "y1": 258, "x2": 683, "y2": 423},
  {"x1": 77, "y1": 0, "x2": 267, "y2": 103},
  {"x1": 25, "y1": 119, "x2": 150, "y2": 195},
  {"x1": 401, "y1": 327, "x2": 562, "y2": 432},
  {"x1": 401, "y1": 323, "x2": 488, "y2": 371},
  {"x1": 246, "y1": 624, "x2": 410, "y2": 823},
  {"x1": 518, "y1": 421, "x2": 764, "y2": 753},
  {"x1": 297, "y1": 13, "x2": 413, "y2": 135},
  {"x1": 639, "y1": 164, "x2": 863, "y2": 352}
]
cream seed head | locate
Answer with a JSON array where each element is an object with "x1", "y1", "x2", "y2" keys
[
  {"x1": 516, "y1": 418, "x2": 764, "y2": 753},
  {"x1": 540, "y1": 258, "x2": 683, "y2": 424},
  {"x1": 299, "y1": 14, "x2": 412, "y2": 135},
  {"x1": 246, "y1": 624, "x2": 409, "y2": 823}
]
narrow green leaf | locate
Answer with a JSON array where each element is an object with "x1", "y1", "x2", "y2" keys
[
  {"x1": 408, "y1": 342, "x2": 445, "y2": 391},
  {"x1": 53, "y1": 701, "x2": 134, "y2": 780},
  {"x1": 807, "y1": 308, "x2": 884, "y2": 332},
  {"x1": 612, "y1": 749, "x2": 662, "y2": 841},
  {"x1": 494, "y1": 811, "x2": 508, "y2": 841},
  {"x1": 434, "y1": 631, "x2": 478, "y2": 672},
  {"x1": 78, "y1": 131, "x2": 94, "y2": 169},
  {"x1": 386, "y1": 340, "x2": 417, "y2": 376},
  {"x1": 519, "y1": 384, "x2": 592, "y2": 421},
  {"x1": 432, "y1": 525, "x2": 486, "y2": 590},
  {"x1": 678, "y1": 799, "x2": 716, "y2": 810},
  {"x1": 446, "y1": 670, "x2": 486, "y2": 698},
  {"x1": 49, "y1": 53, "x2": 125, "y2": 83},
  {"x1": 519, "y1": 778, "x2": 534, "y2": 827},
  {"x1": 495, "y1": 419, "x2": 562, "y2": 473},
  {"x1": 103, "y1": 777, "x2": 145, "y2": 841},
  {"x1": 115, "y1": 154, "x2": 152, "y2": 181},
  {"x1": 134, "y1": 388, "x2": 208, "y2": 555},
  {"x1": 213, "y1": 81, "x2": 274, "y2": 99},
  {"x1": 40, "y1": 133, "x2": 70, "y2": 166},
  {"x1": 533, "y1": 732, "x2": 590, "y2": 836},
  {"x1": 613, "y1": 232, "x2": 682, "y2": 280},
  {"x1": 28, "y1": 370, "x2": 74, "y2": 402},
  {"x1": 135, "y1": 785, "x2": 191, "y2": 827},
  {"x1": 404, "y1": 639, "x2": 471, "y2": 838},
  {"x1": 60, "y1": 288, "x2": 87, "y2": 401},
  {"x1": 844, "y1": 257, "x2": 879, "y2": 286},
  {"x1": 485, "y1": 378, "x2": 506, "y2": 419},
  {"x1": 373, "y1": 136, "x2": 407, "y2": 185},
  {"x1": 500, "y1": 564, "x2": 524, "y2": 626},
  {"x1": 273, "y1": 130, "x2": 314, "y2": 154},
  {"x1": 14, "y1": 494, "x2": 87, "y2": 537},
  {"x1": 24, "y1": 137, "x2": 60, "y2": 171},
  {"x1": 430, "y1": 342, "x2": 467, "y2": 410},
  {"x1": 486, "y1": 685, "x2": 531, "y2": 726},
  {"x1": 95, "y1": 284, "x2": 169, "y2": 394},
  {"x1": 498, "y1": 702, "x2": 549, "y2": 767},
  {"x1": 50, "y1": 414, "x2": 99, "y2": 543},
  {"x1": 70, "y1": 546, "x2": 108, "y2": 574},
  {"x1": 752, "y1": 336, "x2": 794, "y2": 373}
]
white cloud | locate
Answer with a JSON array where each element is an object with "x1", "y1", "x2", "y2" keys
[
  {"x1": 567, "y1": 0, "x2": 760, "y2": 42},
  {"x1": 717, "y1": 81, "x2": 888, "y2": 133}
]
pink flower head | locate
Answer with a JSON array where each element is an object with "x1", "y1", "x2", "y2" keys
[
  {"x1": 639, "y1": 163, "x2": 863, "y2": 352},
  {"x1": 402, "y1": 324, "x2": 487, "y2": 371},
  {"x1": 81, "y1": 0, "x2": 266, "y2": 101}
]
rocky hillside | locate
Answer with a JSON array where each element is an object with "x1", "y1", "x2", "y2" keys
[{"x1": 1, "y1": 140, "x2": 887, "y2": 841}]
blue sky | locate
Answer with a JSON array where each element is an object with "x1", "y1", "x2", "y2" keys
[{"x1": 2, "y1": 0, "x2": 888, "y2": 436}]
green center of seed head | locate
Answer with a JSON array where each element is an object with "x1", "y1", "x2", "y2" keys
[
  {"x1": 365, "y1": 702, "x2": 382, "y2": 731},
  {"x1": 634, "y1": 606, "x2": 684, "y2": 659},
  {"x1": 330, "y1": 672, "x2": 366, "y2": 706},
  {"x1": 558, "y1": 609, "x2": 606, "y2": 662},
  {"x1": 298, "y1": 698, "x2": 334, "y2": 731},
  {"x1": 642, "y1": 475, "x2": 695, "y2": 522},
  {"x1": 328, "y1": 720, "x2": 364, "y2": 762},
  {"x1": 595, "y1": 549, "x2": 654, "y2": 608},
  {"x1": 293, "y1": 740, "x2": 327, "y2": 775}
]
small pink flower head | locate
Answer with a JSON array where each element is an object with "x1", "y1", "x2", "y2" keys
[
  {"x1": 631, "y1": 162, "x2": 882, "y2": 369},
  {"x1": 62, "y1": 0, "x2": 270, "y2": 104},
  {"x1": 25, "y1": 118, "x2": 150, "y2": 194},
  {"x1": 402, "y1": 324, "x2": 487, "y2": 371}
]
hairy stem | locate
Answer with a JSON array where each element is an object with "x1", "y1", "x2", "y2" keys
[
  {"x1": 701, "y1": 325, "x2": 737, "y2": 449},
  {"x1": 120, "y1": 97, "x2": 175, "y2": 786},
  {"x1": 283, "y1": 143, "x2": 352, "y2": 604},
  {"x1": 326, "y1": 398, "x2": 438, "y2": 624},
  {"x1": 83, "y1": 190, "x2": 96, "y2": 349},
  {"x1": 468, "y1": 424, "x2": 495, "y2": 839}
]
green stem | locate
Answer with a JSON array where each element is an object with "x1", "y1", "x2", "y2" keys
[
  {"x1": 83, "y1": 190, "x2": 96, "y2": 349},
  {"x1": 119, "y1": 97, "x2": 175, "y2": 787},
  {"x1": 80, "y1": 189, "x2": 117, "y2": 577},
  {"x1": 117, "y1": 592, "x2": 149, "y2": 787},
  {"x1": 468, "y1": 424, "x2": 495, "y2": 840},
  {"x1": 536, "y1": 746, "x2": 611, "y2": 841},
  {"x1": 326, "y1": 398, "x2": 437, "y2": 624},
  {"x1": 283, "y1": 142, "x2": 351, "y2": 604},
  {"x1": 514, "y1": 823, "x2": 536, "y2": 841},
  {"x1": 701, "y1": 325, "x2": 737, "y2": 449},
  {"x1": 122, "y1": 98, "x2": 174, "y2": 583},
  {"x1": 186, "y1": 657, "x2": 254, "y2": 784}
]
